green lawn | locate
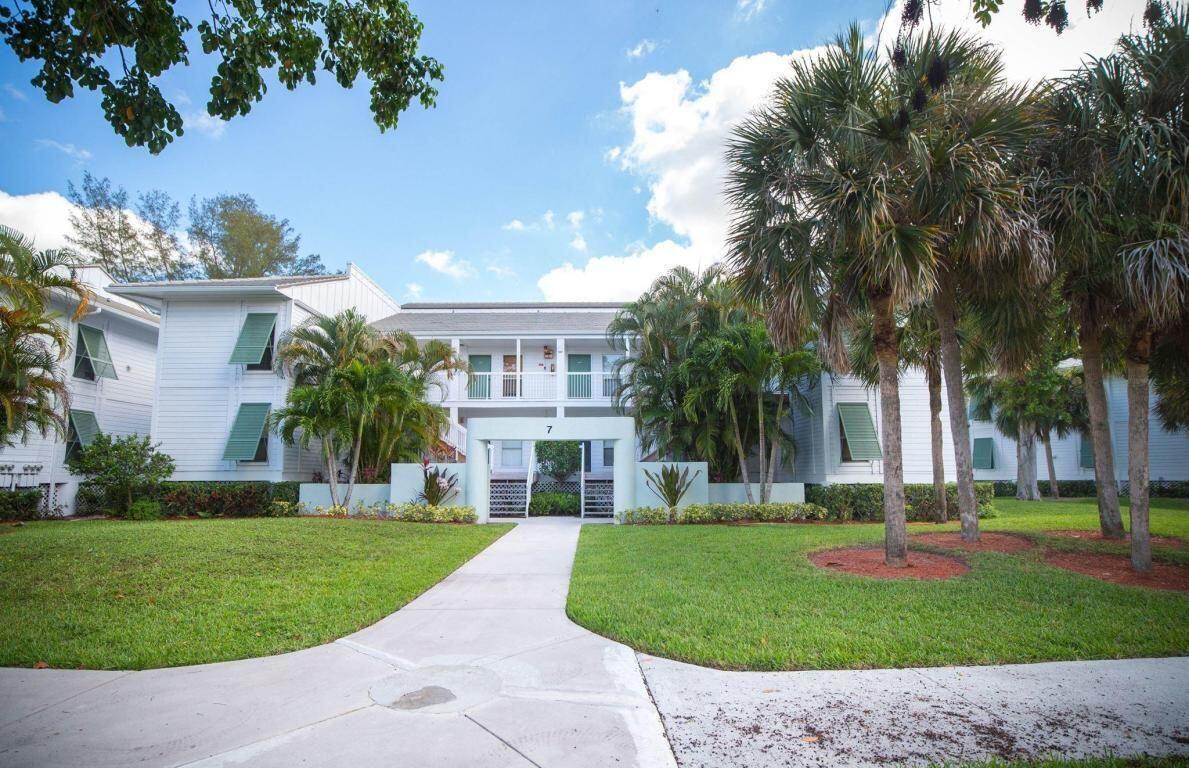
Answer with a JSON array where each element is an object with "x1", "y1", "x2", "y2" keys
[
  {"x1": 0, "y1": 518, "x2": 510, "y2": 670},
  {"x1": 568, "y1": 497, "x2": 1189, "y2": 671}
]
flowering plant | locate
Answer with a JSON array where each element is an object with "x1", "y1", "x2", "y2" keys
[{"x1": 417, "y1": 463, "x2": 459, "y2": 506}]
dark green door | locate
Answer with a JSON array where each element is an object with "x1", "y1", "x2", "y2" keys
[
  {"x1": 468, "y1": 355, "x2": 491, "y2": 399},
  {"x1": 568, "y1": 354, "x2": 591, "y2": 398}
]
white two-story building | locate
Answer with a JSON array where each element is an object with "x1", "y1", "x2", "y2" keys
[
  {"x1": 109, "y1": 265, "x2": 398, "y2": 483},
  {"x1": 0, "y1": 265, "x2": 159, "y2": 514},
  {"x1": 374, "y1": 302, "x2": 633, "y2": 481}
]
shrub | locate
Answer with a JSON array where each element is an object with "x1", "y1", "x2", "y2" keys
[
  {"x1": 267, "y1": 500, "x2": 299, "y2": 517},
  {"x1": 0, "y1": 489, "x2": 43, "y2": 521},
  {"x1": 619, "y1": 502, "x2": 832, "y2": 525},
  {"x1": 529, "y1": 492, "x2": 580, "y2": 516},
  {"x1": 536, "y1": 441, "x2": 582, "y2": 482},
  {"x1": 306, "y1": 502, "x2": 478, "y2": 523},
  {"x1": 270, "y1": 482, "x2": 300, "y2": 503},
  {"x1": 159, "y1": 482, "x2": 272, "y2": 517},
  {"x1": 417, "y1": 464, "x2": 459, "y2": 506},
  {"x1": 992, "y1": 479, "x2": 1189, "y2": 499},
  {"x1": 642, "y1": 464, "x2": 701, "y2": 518},
  {"x1": 126, "y1": 499, "x2": 163, "y2": 520},
  {"x1": 805, "y1": 482, "x2": 996, "y2": 521},
  {"x1": 67, "y1": 434, "x2": 175, "y2": 516}
]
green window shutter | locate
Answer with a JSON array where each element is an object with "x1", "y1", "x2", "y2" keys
[
  {"x1": 78, "y1": 325, "x2": 118, "y2": 379},
  {"x1": 972, "y1": 437, "x2": 995, "y2": 470},
  {"x1": 1080, "y1": 435, "x2": 1095, "y2": 469},
  {"x1": 838, "y1": 402, "x2": 882, "y2": 460},
  {"x1": 229, "y1": 313, "x2": 277, "y2": 365},
  {"x1": 223, "y1": 403, "x2": 271, "y2": 460},
  {"x1": 68, "y1": 409, "x2": 102, "y2": 447}
]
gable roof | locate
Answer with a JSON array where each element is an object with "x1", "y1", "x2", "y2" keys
[{"x1": 106, "y1": 273, "x2": 348, "y2": 305}]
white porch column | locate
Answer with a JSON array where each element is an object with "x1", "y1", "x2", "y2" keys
[
  {"x1": 466, "y1": 433, "x2": 490, "y2": 523},
  {"x1": 612, "y1": 437, "x2": 634, "y2": 518},
  {"x1": 555, "y1": 337, "x2": 567, "y2": 400},
  {"x1": 515, "y1": 337, "x2": 522, "y2": 398}
]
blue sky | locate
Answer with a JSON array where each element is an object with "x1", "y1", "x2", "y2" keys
[{"x1": 0, "y1": 0, "x2": 1146, "y2": 303}]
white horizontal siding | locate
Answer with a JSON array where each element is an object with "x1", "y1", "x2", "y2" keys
[
  {"x1": 282, "y1": 266, "x2": 398, "y2": 321},
  {"x1": 152, "y1": 298, "x2": 309, "y2": 482},
  {"x1": 0, "y1": 293, "x2": 159, "y2": 513}
]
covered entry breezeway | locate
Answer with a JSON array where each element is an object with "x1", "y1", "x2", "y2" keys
[{"x1": 465, "y1": 416, "x2": 636, "y2": 523}]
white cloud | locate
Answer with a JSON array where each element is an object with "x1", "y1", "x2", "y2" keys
[
  {"x1": 36, "y1": 139, "x2": 92, "y2": 163},
  {"x1": 3, "y1": 83, "x2": 27, "y2": 101},
  {"x1": 566, "y1": 210, "x2": 585, "y2": 229},
  {"x1": 404, "y1": 282, "x2": 424, "y2": 300},
  {"x1": 541, "y1": 0, "x2": 1143, "y2": 302},
  {"x1": 502, "y1": 218, "x2": 529, "y2": 231},
  {"x1": 880, "y1": 0, "x2": 1145, "y2": 84},
  {"x1": 539, "y1": 48, "x2": 809, "y2": 300},
  {"x1": 627, "y1": 39, "x2": 658, "y2": 59},
  {"x1": 185, "y1": 111, "x2": 227, "y2": 139},
  {"x1": 0, "y1": 189, "x2": 77, "y2": 251},
  {"x1": 486, "y1": 263, "x2": 516, "y2": 279},
  {"x1": 415, "y1": 249, "x2": 474, "y2": 279},
  {"x1": 736, "y1": 0, "x2": 768, "y2": 21},
  {"x1": 569, "y1": 233, "x2": 588, "y2": 252},
  {"x1": 542, "y1": 210, "x2": 555, "y2": 229}
]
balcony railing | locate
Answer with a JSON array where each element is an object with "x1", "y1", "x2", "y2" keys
[{"x1": 454, "y1": 371, "x2": 621, "y2": 401}]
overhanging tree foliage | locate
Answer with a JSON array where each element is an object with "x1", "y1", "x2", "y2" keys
[{"x1": 0, "y1": 0, "x2": 444, "y2": 152}]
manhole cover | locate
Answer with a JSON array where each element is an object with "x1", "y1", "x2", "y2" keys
[
  {"x1": 370, "y1": 665, "x2": 502, "y2": 713},
  {"x1": 393, "y1": 685, "x2": 457, "y2": 710}
]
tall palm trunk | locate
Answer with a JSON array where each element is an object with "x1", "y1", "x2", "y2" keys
[
  {"x1": 1079, "y1": 321, "x2": 1125, "y2": 538},
  {"x1": 1125, "y1": 327, "x2": 1152, "y2": 572},
  {"x1": 872, "y1": 292, "x2": 907, "y2": 567},
  {"x1": 324, "y1": 440, "x2": 341, "y2": 508},
  {"x1": 344, "y1": 416, "x2": 366, "y2": 510},
  {"x1": 756, "y1": 387, "x2": 767, "y2": 503},
  {"x1": 1015, "y1": 423, "x2": 1040, "y2": 500},
  {"x1": 934, "y1": 270, "x2": 978, "y2": 540},
  {"x1": 926, "y1": 361, "x2": 947, "y2": 522},
  {"x1": 729, "y1": 405, "x2": 756, "y2": 503},
  {"x1": 1041, "y1": 434, "x2": 1060, "y2": 499}
]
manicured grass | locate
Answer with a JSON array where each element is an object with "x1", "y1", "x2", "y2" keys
[
  {"x1": 0, "y1": 518, "x2": 510, "y2": 670},
  {"x1": 568, "y1": 498, "x2": 1189, "y2": 671}
]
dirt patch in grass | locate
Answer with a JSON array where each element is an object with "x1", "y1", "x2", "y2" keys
[
  {"x1": 1044, "y1": 529, "x2": 1185, "y2": 549},
  {"x1": 809, "y1": 547, "x2": 969, "y2": 580},
  {"x1": 912, "y1": 532, "x2": 1035, "y2": 554},
  {"x1": 1044, "y1": 551, "x2": 1189, "y2": 593}
]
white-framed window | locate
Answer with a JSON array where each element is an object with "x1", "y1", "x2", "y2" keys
[{"x1": 501, "y1": 441, "x2": 523, "y2": 467}]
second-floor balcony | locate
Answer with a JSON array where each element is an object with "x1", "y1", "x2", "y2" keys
[{"x1": 446, "y1": 371, "x2": 622, "y2": 402}]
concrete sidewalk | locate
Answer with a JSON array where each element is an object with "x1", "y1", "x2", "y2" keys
[
  {"x1": 642, "y1": 654, "x2": 1189, "y2": 767},
  {"x1": 0, "y1": 518, "x2": 676, "y2": 768}
]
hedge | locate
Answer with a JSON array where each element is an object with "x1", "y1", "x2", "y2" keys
[
  {"x1": 529, "y1": 491, "x2": 580, "y2": 516},
  {"x1": 992, "y1": 479, "x2": 1189, "y2": 498},
  {"x1": 77, "y1": 480, "x2": 301, "y2": 518},
  {"x1": 619, "y1": 502, "x2": 832, "y2": 525},
  {"x1": 0, "y1": 489, "x2": 43, "y2": 521},
  {"x1": 306, "y1": 502, "x2": 478, "y2": 523},
  {"x1": 804, "y1": 482, "x2": 997, "y2": 522}
]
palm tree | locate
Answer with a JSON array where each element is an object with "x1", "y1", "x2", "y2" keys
[
  {"x1": 607, "y1": 265, "x2": 747, "y2": 479},
  {"x1": 1037, "y1": 5, "x2": 1187, "y2": 570},
  {"x1": 273, "y1": 309, "x2": 377, "y2": 386},
  {"x1": 727, "y1": 26, "x2": 941, "y2": 566},
  {"x1": 272, "y1": 384, "x2": 350, "y2": 507},
  {"x1": 848, "y1": 303, "x2": 953, "y2": 521},
  {"x1": 0, "y1": 226, "x2": 88, "y2": 446},
  {"x1": 682, "y1": 320, "x2": 817, "y2": 502}
]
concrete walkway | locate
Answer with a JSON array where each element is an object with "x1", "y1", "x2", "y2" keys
[
  {"x1": 642, "y1": 655, "x2": 1189, "y2": 767},
  {"x1": 0, "y1": 518, "x2": 676, "y2": 768},
  {"x1": 3, "y1": 519, "x2": 1187, "y2": 768}
]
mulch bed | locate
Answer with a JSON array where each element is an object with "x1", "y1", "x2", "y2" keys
[
  {"x1": 911, "y1": 532, "x2": 1035, "y2": 554},
  {"x1": 1043, "y1": 551, "x2": 1189, "y2": 593},
  {"x1": 1043, "y1": 529, "x2": 1185, "y2": 550},
  {"x1": 808, "y1": 547, "x2": 969, "y2": 580}
]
